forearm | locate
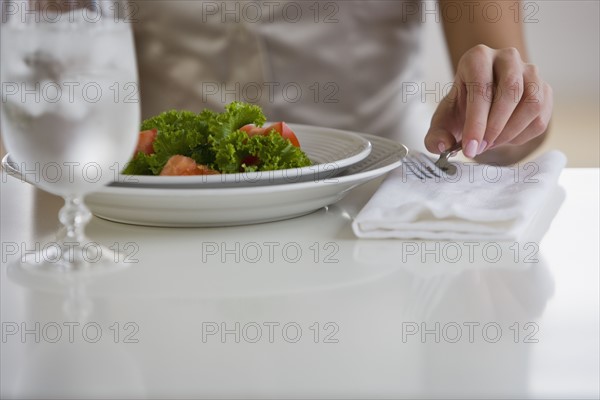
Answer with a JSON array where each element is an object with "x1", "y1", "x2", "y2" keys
[{"x1": 440, "y1": 0, "x2": 529, "y2": 68}]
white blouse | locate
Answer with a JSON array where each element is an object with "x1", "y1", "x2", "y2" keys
[{"x1": 133, "y1": 0, "x2": 430, "y2": 150}]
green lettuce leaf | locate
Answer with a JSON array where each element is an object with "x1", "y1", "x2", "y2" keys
[
  {"x1": 213, "y1": 130, "x2": 312, "y2": 174},
  {"x1": 143, "y1": 110, "x2": 211, "y2": 174},
  {"x1": 207, "y1": 102, "x2": 266, "y2": 141},
  {"x1": 122, "y1": 151, "x2": 153, "y2": 175}
]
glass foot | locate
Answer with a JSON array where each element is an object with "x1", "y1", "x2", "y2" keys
[{"x1": 16, "y1": 242, "x2": 130, "y2": 274}]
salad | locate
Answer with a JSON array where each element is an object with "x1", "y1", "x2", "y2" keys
[{"x1": 123, "y1": 102, "x2": 311, "y2": 176}]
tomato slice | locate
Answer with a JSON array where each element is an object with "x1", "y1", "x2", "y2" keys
[
  {"x1": 239, "y1": 125, "x2": 265, "y2": 136},
  {"x1": 240, "y1": 122, "x2": 300, "y2": 147},
  {"x1": 265, "y1": 122, "x2": 300, "y2": 148},
  {"x1": 135, "y1": 128, "x2": 158, "y2": 155},
  {"x1": 160, "y1": 155, "x2": 220, "y2": 176}
]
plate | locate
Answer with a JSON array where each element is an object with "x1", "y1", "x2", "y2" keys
[
  {"x1": 2, "y1": 134, "x2": 407, "y2": 227},
  {"x1": 112, "y1": 123, "x2": 372, "y2": 188}
]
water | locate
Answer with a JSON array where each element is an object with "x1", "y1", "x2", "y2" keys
[{"x1": 1, "y1": 18, "x2": 140, "y2": 196}]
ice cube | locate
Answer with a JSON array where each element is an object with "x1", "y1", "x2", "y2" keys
[
  {"x1": 57, "y1": 92, "x2": 90, "y2": 121},
  {"x1": 5, "y1": 90, "x2": 48, "y2": 119},
  {"x1": 24, "y1": 50, "x2": 64, "y2": 81}
]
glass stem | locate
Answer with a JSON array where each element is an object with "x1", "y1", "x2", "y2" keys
[{"x1": 58, "y1": 195, "x2": 92, "y2": 244}]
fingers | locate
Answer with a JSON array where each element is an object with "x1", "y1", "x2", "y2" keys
[
  {"x1": 493, "y1": 65, "x2": 552, "y2": 146},
  {"x1": 506, "y1": 82, "x2": 553, "y2": 145},
  {"x1": 427, "y1": 45, "x2": 553, "y2": 159},
  {"x1": 459, "y1": 45, "x2": 494, "y2": 158},
  {"x1": 483, "y1": 48, "x2": 525, "y2": 148}
]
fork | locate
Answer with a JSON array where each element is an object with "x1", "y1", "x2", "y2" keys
[{"x1": 403, "y1": 141, "x2": 463, "y2": 179}]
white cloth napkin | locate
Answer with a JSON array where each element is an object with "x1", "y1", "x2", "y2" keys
[{"x1": 352, "y1": 151, "x2": 567, "y2": 240}]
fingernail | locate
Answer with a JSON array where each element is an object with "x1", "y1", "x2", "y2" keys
[
  {"x1": 464, "y1": 140, "x2": 479, "y2": 158},
  {"x1": 477, "y1": 140, "x2": 488, "y2": 155},
  {"x1": 438, "y1": 142, "x2": 446, "y2": 153}
]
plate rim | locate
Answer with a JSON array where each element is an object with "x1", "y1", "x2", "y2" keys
[
  {"x1": 2, "y1": 133, "x2": 407, "y2": 196},
  {"x1": 95, "y1": 134, "x2": 406, "y2": 196}
]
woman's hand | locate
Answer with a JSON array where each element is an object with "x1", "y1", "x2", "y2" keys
[{"x1": 424, "y1": 44, "x2": 553, "y2": 160}]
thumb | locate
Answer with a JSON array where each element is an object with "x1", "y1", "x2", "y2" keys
[
  {"x1": 424, "y1": 127, "x2": 457, "y2": 154},
  {"x1": 424, "y1": 96, "x2": 460, "y2": 154}
]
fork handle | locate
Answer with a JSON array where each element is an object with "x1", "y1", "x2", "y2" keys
[{"x1": 443, "y1": 141, "x2": 463, "y2": 158}]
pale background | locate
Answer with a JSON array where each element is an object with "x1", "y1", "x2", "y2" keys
[{"x1": 421, "y1": 0, "x2": 600, "y2": 166}]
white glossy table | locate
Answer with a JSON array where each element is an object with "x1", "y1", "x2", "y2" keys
[{"x1": 1, "y1": 169, "x2": 598, "y2": 399}]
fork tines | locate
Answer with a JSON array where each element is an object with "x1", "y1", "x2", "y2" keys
[{"x1": 403, "y1": 152, "x2": 442, "y2": 180}]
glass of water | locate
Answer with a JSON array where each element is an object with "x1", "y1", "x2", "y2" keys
[{"x1": 1, "y1": 0, "x2": 140, "y2": 270}]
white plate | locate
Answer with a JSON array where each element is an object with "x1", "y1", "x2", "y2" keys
[
  {"x1": 2, "y1": 134, "x2": 407, "y2": 227},
  {"x1": 113, "y1": 123, "x2": 372, "y2": 188}
]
